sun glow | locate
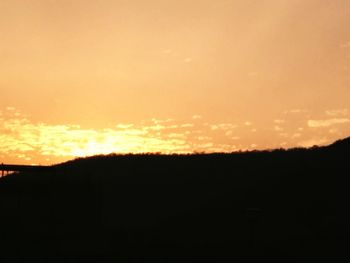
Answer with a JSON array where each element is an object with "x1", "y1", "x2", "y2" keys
[
  {"x1": 1, "y1": 107, "x2": 350, "y2": 164},
  {"x1": 1, "y1": 1, "x2": 350, "y2": 164}
]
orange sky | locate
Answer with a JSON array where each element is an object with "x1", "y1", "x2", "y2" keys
[{"x1": 1, "y1": 0, "x2": 350, "y2": 164}]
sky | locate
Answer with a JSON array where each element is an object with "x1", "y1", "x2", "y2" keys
[{"x1": 1, "y1": 0, "x2": 350, "y2": 164}]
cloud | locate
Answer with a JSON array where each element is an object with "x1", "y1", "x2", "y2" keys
[
  {"x1": 274, "y1": 126, "x2": 283, "y2": 132},
  {"x1": 116, "y1": 124, "x2": 134, "y2": 129},
  {"x1": 192, "y1": 115, "x2": 202, "y2": 120},
  {"x1": 325, "y1": 109, "x2": 349, "y2": 116},
  {"x1": 329, "y1": 128, "x2": 341, "y2": 135},
  {"x1": 180, "y1": 123, "x2": 194, "y2": 128},
  {"x1": 292, "y1": 133, "x2": 302, "y2": 139},
  {"x1": 274, "y1": 119, "x2": 285, "y2": 124},
  {"x1": 0, "y1": 115, "x2": 193, "y2": 161},
  {"x1": 210, "y1": 123, "x2": 237, "y2": 131},
  {"x1": 218, "y1": 123, "x2": 237, "y2": 130},
  {"x1": 167, "y1": 133, "x2": 187, "y2": 139},
  {"x1": 3, "y1": 107, "x2": 349, "y2": 164},
  {"x1": 195, "y1": 142, "x2": 214, "y2": 148},
  {"x1": 307, "y1": 118, "x2": 350, "y2": 128},
  {"x1": 210, "y1": 125, "x2": 219, "y2": 130},
  {"x1": 196, "y1": 136, "x2": 211, "y2": 141},
  {"x1": 151, "y1": 118, "x2": 174, "y2": 124},
  {"x1": 283, "y1": 109, "x2": 309, "y2": 114},
  {"x1": 225, "y1": 131, "x2": 233, "y2": 136},
  {"x1": 0, "y1": 109, "x2": 250, "y2": 163},
  {"x1": 298, "y1": 138, "x2": 329, "y2": 148}
]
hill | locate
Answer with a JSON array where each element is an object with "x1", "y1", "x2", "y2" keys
[
  {"x1": 328, "y1": 136, "x2": 350, "y2": 151},
  {"x1": 0, "y1": 138, "x2": 349, "y2": 262}
]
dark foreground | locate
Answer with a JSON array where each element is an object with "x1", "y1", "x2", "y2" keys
[{"x1": 0, "y1": 138, "x2": 350, "y2": 262}]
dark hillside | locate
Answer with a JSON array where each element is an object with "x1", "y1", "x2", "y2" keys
[{"x1": 0, "y1": 138, "x2": 349, "y2": 262}]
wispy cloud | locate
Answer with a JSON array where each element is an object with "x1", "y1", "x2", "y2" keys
[
  {"x1": 225, "y1": 131, "x2": 233, "y2": 136},
  {"x1": 283, "y1": 109, "x2": 309, "y2": 114},
  {"x1": 1, "y1": 107, "x2": 350, "y2": 164},
  {"x1": 274, "y1": 126, "x2": 283, "y2": 132},
  {"x1": 116, "y1": 124, "x2": 134, "y2": 129},
  {"x1": 0, "y1": 108, "x2": 245, "y2": 164},
  {"x1": 180, "y1": 124, "x2": 194, "y2": 128},
  {"x1": 292, "y1": 133, "x2": 302, "y2": 139},
  {"x1": 298, "y1": 138, "x2": 329, "y2": 148},
  {"x1": 274, "y1": 119, "x2": 285, "y2": 124},
  {"x1": 192, "y1": 115, "x2": 202, "y2": 120},
  {"x1": 308, "y1": 118, "x2": 350, "y2": 128},
  {"x1": 325, "y1": 109, "x2": 349, "y2": 116},
  {"x1": 151, "y1": 118, "x2": 174, "y2": 124}
]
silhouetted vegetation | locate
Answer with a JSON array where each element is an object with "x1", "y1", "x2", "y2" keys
[{"x1": 0, "y1": 137, "x2": 349, "y2": 262}]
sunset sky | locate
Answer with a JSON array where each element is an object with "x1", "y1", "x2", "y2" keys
[{"x1": 1, "y1": 0, "x2": 350, "y2": 164}]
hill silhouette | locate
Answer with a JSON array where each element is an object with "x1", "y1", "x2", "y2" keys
[
  {"x1": 328, "y1": 136, "x2": 350, "y2": 151},
  {"x1": 0, "y1": 137, "x2": 349, "y2": 262}
]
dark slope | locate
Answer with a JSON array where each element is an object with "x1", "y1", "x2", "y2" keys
[
  {"x1": 328, "y1": 136, "x2": 350, "y2": 152},
  {"x1": 0, "y1": 138, "x2": 349, "y2": 262}
]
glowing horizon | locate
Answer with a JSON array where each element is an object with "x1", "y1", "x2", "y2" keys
[
  {"x1": 1, "y1": 1, "x2": 350, "y2": 164},
  {"x1": 1, "y1": 107, "x2": 349, "y2": 165}
]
